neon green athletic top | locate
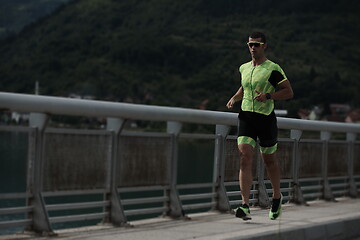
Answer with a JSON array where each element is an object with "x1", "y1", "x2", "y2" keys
[{"x1": 239, "y1": 59, "x2": 287, "y2": 115}]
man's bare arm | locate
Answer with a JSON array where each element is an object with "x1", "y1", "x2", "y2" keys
[{"x1": 226, "y1": 87, "x2": 244, "y2": 109}]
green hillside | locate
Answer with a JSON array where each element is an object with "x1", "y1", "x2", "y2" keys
[{"x1": 0, "y1": 0, "x2": 360, "y2": 117}]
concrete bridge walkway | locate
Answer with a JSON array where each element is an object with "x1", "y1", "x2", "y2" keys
[{"x1": 2, "y1": 197, "x2": 360, "y2": 240}]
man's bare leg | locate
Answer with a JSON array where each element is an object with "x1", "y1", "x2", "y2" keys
[
  {"x1": 239, "y1": 144, "x2": 254, "y2": 205},
  {"x1": 262, "y1": 152, "x2": 281, "y2": 199}
]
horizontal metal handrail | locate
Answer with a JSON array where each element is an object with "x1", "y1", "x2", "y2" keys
[
  {"x1": 49, "y1": 212, "x2": 108, "y2": 223},
  {"x1": 179, "y1": 192, "x2": 216, "y2": 201},
  {"x1": 225, "y1": 181, "x2": 257, "y2": 186},
  {"x1": 328, "y1": 176, "x2": 349, "y2": 181},
  {"x1": 332, "y1": 190, "x2": 347, "y2": 195},
  {"x1": 0, "y1": 219, "x2": 32, "y2": 228},
  {"x1": 42, "y1": 189, "x2": 108, "y2": 197},
  {"x1": 229, "y1": 200, "x2": 241, "y2": 205},
  {"x1": 0, "y1": 92, "x2": 236, "y2": 126},
  {"x1": 46, "y1": 201, "x2": 110, "y2": 211},
  {"x1": 124, "y1": 207, "x2": 168, "y2": 216},
  {"x1": 226, "y1": 191, "x2": 242, "y2": 197},
  {"x1": 182, "y1": 202, "x2": 216, "y2": 211},
  {"x1": 118, "y1": 185, "x2": 169, "y2": 193},
  {"x1": 1, "y1": 92, "x2": 360, "y2": 133},
  {"x1": 301, "y1": 185, "x2": 323, "y2": 191},
  {"x1": 329, "y1": 183, "x2": 348, "y2": 188},
  {"x1": 121, "y1": 196, "x2": 169, "y2": 205},
  {"x1": 299, "y1": 177, "x2": 322, "y2": 182},
  {"x1": 0, "y1": 125, "x2": 34, "y2": 132},
  {"x1": 303, "y1": 192, "x2": 322, "y2": 198},
  {"x1": 264, "y1": 179, "x2": 294, "y2": 184},
  {"x1": 179, "y1": 133, "x2": 217, "y2": 139},
  {"x1": 177, "y1": 183, "x2": 216, "y2": 190},
  {"x1": 229, "y1": 199, "x2": 260, "y2": 205},
  {"x1": 266, "y1": 187, "x2": 293, "y2": 193},
  {"x1": 0, "y1": 193, "x2": 33, "y2": 199},
  {"x1": 0, "y1": 206, "x2": 33, "y2": 215}
]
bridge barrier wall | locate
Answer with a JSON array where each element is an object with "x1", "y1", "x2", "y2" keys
[{"x1": 0, "y1": 92, "x2": 359, "y2": 235}]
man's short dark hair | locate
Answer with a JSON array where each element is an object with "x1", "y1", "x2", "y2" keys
[{"x1": 249, "y1": 32, "x2": 267, "y2": 43}]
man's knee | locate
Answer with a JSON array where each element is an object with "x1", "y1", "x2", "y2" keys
[
  {"x1": 238, "y1": 144, "x2": 254, "y2": 169},
  {"x1": 262, "y1": 153, "x2": 277, "y2": 167}
]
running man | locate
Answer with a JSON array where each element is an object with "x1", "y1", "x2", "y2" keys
[{"x1": 226, "y1": 32, "x2": 293, "y2": 220}]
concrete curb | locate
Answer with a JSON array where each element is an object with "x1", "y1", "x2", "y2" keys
[{"x1": 227, "y1": 216, "x2": 360, "y2": 240}]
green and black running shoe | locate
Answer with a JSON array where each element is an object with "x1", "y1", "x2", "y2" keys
[
  {"x1": 269, "y1": 194, "x2": 283, "y2": 220},
  {"x1": 235, "y1": 204, "x2": 251, "y2": 221}
]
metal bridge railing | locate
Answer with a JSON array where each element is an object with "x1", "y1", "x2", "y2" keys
[{"x1": 0, "y1": 92, "x2": 359, "y2": 235}]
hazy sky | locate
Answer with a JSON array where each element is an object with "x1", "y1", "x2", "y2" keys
[{"x1": 0, "y1": 0, "x2": 72, "y2": 38}]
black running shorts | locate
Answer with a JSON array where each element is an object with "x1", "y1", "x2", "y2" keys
[{"x1": 237, "y1": 109, "x2": 278, "y2": 153}]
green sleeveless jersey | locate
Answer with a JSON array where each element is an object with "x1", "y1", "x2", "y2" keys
[{"x1": 239, "y1": 59, "x2": 287, "y2": 115}]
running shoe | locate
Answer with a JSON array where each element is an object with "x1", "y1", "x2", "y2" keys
[
  {"x1": 235, "y1": 204, "x2": 251, "y2": 220},
  {"x1": 269, "y1": 194, "x2": 283, "y2": 220}
]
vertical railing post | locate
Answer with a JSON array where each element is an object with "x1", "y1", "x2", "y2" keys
[
  {"x1": 28, "y1": 113, "x2": 54, "y2": 234},
  {"x1": 106, "y1": 118, "x2": 128, "y2": 226},
  {"x1": 290, "y1": 129, "x2": 305, "y2": 204},
  {"x1": 320, "y1": 131, "x2": 334, "y2": 201},
  {"x1": 346, "y1": 133, "x2": 358, "y2": 198},
  {"x1": 166, "y1": 121, "x2": 184, "y2": 218},
  {"x1": 213, "y1": 125, "x2": 231, "y2": 212}
]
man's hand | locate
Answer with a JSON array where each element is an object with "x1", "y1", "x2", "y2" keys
[
  {"x1": 254, "y1": 90, "x2": 267, "y2": 102},
  {"x1": 226, "y1": 98, "x2": 235, "y2": 109}
]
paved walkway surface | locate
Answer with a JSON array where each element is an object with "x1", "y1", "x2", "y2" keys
[{"x1": 2, "y1": 197, "x2": 360, "y2": 240}]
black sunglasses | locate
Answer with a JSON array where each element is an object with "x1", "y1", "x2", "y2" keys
[{"x1": 247, "y1": 42, "x2": 265, "y2": 48}]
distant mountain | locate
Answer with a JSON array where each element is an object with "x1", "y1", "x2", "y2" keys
[
  {"x1": 0, "y1": 0, "x2": 359, "y2": 117},
  {"x1": 0, "y1": 0, "x2": 72, "y2": 39}
]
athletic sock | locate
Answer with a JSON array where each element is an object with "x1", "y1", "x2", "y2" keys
[
  {"x1": 242, "y1": 203, "x2": 250, "y2": 209},
  {"x1": 271, "y1": 197, "x2": 281, "y2": 212}
]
